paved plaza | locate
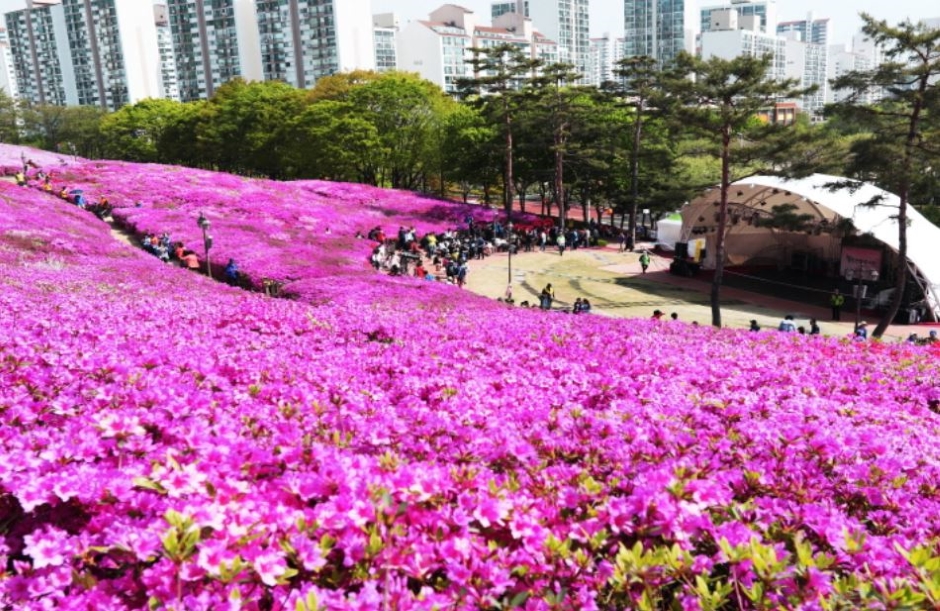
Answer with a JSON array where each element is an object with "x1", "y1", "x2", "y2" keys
[{"x1": 464, "y1": 244, "x2": 935, "y2": 340}]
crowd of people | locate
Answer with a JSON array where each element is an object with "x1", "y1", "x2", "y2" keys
[{"x1": 13, "y1": 162, "x2": 244, "y2": 286}]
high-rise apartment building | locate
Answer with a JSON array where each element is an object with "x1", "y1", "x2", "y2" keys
[
  {"x1": 4, "y1": 0, "x2": 72, "y2": 106},
  {"x1": 0, "y1": 27, "x2": 21, "y2": 99},
  {"x1": 398, "y1": 5, "x2": 557, "y2": 94},
  {"x1": 827, "y1": 43, "x2": 874, "y2": 104},
  {"x1": 254, "y1": 0, "x2": 373, "y2": 89},
  {"x1": 154, "y1": 4, "x2": 180, "y2": 101},
  {"x1": 373, "y1": 13, "x2": 398, "y2": 73},
  {"x1": 587, "y1": 33, "x2": 625, "y2": 86},
  {"x1": 776, "y1": 13, "x2": 829, "y2": 46},
  {"x1": 700, "y1": 9, "x2": 785, "y2": 81},
  {"x1": 59, "y1": 0, "x2": 162, "y2": 111},
  {"x1": 491, "y1": 1, "x2": 529, "y2": 20},
  {"x1": 165, "y1": 0, "x2": 261, "y2": 102},
  {"x1": 784, "y1": 36, "x2": 827, "y2": 119},
  {"x1": 623, "y1": 0, "x2": 697, "y2": 66},
  {"x1": 488, "y1": 1, "x2": 587, "y2": 76},
  {"x1": 526, "y1": 0, "x2": 589, "y2": 76},
  {"x1": 700, "y1": 0, "x2": 776, "y2": 35}
]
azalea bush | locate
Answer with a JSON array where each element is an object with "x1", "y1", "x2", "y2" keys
[{"x1": 1, "y1": 154, "x2": 940, "y2": 610}]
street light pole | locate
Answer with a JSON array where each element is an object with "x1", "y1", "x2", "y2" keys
[
  {"x1": 507, "y1": 220, "x2": 514, "y2": 288},
  {"x1": 197, "y1": 213, "x2": 212, "y2": 279}
]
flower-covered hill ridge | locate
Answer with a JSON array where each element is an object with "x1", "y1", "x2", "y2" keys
[
  {"x1": 2, "y1": 155, "x2": 940, "y2": 608},
  {"x1": 30, "y1": 158, "x2": 525, "y2": 304}
]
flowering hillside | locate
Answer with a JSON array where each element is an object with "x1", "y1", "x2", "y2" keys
[{"x1": 2, "y1": 158, "x2": 940, "y2": 609}]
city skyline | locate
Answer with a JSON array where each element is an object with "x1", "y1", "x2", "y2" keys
[{"x1": 370, "y1": 0, "x2": 936, "y2": 50}]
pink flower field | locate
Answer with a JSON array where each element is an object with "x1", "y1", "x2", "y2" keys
[{"x1": 2, "y1": 150, "x2": 940, "y2": 609}]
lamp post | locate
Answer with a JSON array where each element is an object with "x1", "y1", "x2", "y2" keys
[
  {"x1": 506, "y1": 220, "x2": 514, "y2": 287},
  {"x1": 197, "y1": 212, "x2": 212, "y2": 279},
  {"x1": 845, "y1": 265, "x2": 879, "y2": 332}
]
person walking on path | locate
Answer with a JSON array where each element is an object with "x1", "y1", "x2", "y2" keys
[
  {"x1": 639, "y1": 250, "x2": 651, "y2": 274},
  {"x1": 557, "y1": 234, "x2": 566, "y2": 256},
  {"x1": 830, "y1": 289, "x2": 844, "y2": 321}
]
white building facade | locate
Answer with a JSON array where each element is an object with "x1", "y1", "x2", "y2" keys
[
  {"x1": 523, "y1": 0, "x2": 590, "y2": 77},
  {"x1": 59, "y1": 0, "x2": 162, "y2": 111},
  {"x1": 587, "y1": 33, "x2": 625, "y2": 86},
  {"x1": 623, "y1": 0, "x2": 697, "y2": 67},
  {"x1": 783, "y1": 35, "x2": 827, "y2": 119},
  {"x1": 397, "y1": 5, "x2": 557, "y2": 95},
  {"x1": 700, "y1": 0, "x2": 776, "y2": 36},
  {"x1": 373, "y1": 13, "x2": 398, "y2": 73},
  {"x1": 154, "y1": 4, "x2": 180, "y2": 101},
  {"x1": 699, "y1": 11, "x2": 785, "y2": 82},
  {"x1": 254, "y1": 0, "x2": 373, "y2": 89},
  {"x1": 165, "y1": 0, "x2": 261, "y2": 102},
  {"x1": 4, "y1": 0, "x2": 73, "y2": 106}
]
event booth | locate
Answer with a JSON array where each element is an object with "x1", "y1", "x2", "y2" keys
[{"x1": 679, "y1": 174, "x2": 940, "y2": 321}]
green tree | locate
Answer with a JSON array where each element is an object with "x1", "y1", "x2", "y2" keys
[
  {"x1": 99, "y1": 98, "x2": 187, "y2": 162},
  {"x1": 827, "y1": 15, "x2": 940, "y2": 337},
  {"x1": 614, "y1": 56, "x2": 664, "y2": 242},
  {"x1": 157, "y1": 101, "x2": 209, "y2": 168},
  {"x1": 197, "y1": 79, "x2": 306, "y2": 178},
  {"x1": 283, "y1": 99, "x2": 382, "y2": 183},
  {"x1": 458, "y1": 44, "x2": 542, "y2": 217},
  {"x1": 526, "y1": 62, "x2": 585, "y2": 228},
  {"x1": 349, "y1": 72, "x2": 454, "y2": 190},
  {"x1": 0, "y1": 90, "x2": 20, "y2": 144},
  {"x1": 659, "y1": 52, "x2": 812, "y2": 328},
  {"x1": 440, "y1": 104, "x2": 498, "y2": 202}
]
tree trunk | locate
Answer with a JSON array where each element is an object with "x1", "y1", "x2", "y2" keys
[
  {"x1": 873, "y1": 72, "x2": 928, "y2": 337},
  {"x1": 629, "y1": 100, "x2": 643, "y2": 250},
  {"x1": 555, "y1": 134, "x2": 565, "y2": 230},
  {"x1": 504, "y1": 100, "x2": 514, "y2": 219},
  {"x1": 711, "y1": 127, "x2": 732, "y2": 328}
]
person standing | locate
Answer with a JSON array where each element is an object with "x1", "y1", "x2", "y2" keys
[
  {"x1": 830, "y1": 289, "x2": 844, "y2": 321},
  {"x1": 778, "y1": 315, "x2": 797, "y2": 332},
  {"x1": 639, "y1": 250, "x2": 651, "y2": 274},
  {"x1": 556, "y1": 234, "x2": 566, "y2": 256}
]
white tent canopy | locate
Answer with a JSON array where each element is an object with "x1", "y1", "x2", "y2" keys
[
  {"x1": 656, "y1": 217, "x2": 682, "y2": 250},
  {"x1": 681, "y1": 174, "x2": 940, "y2": 319}
]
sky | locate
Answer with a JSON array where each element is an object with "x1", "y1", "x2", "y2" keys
[{"x1": 370, "y1": 0, "x2": 937, "y2": 49}]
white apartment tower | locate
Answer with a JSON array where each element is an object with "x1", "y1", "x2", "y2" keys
[
  {"x1": 827, "y1": 44, "x2": 874, "y2": 104},
  {"x1": 165, "y1": 0, "x2": 261, "y2": 102},
  {"x1": 154, "y1": 4, "x2": 180, "y2": 101},
  {"x1": 776, "y1": 13, "x2": 829, "y2": 46},
  {"x1": 59, "y1": 0, "x2": 162, "y2": 111},
  {"x1": 523, "y1": 0, "x2": 590, "y2": 77},
  {"x1": 783, "y1": 35, "x2": 827, "y2": 119},
  {"x1": 373, "y1": 13, "x2": 398, "y2": 73},
  {"x1": 623, "y1": 0, "x2": 697, "y2": 66},
  {"x1": 700, "y1": 0, "x2": 777, "y2": 35},
  {"x1": 587, "y1": 33, "x2": 625, "y2": 87},
  {"x1": 491, "y1": 1, "x2": 529, "y2": 20},
  {"x1": 254, "y1": 0, "x2": 373, "y2": 89},
  {"x1": 4, "y1": 0, "x2": 72, "y2": 106},
  {"x1": 0, "y1": 28, "x2": 20, "y2": 99},
  {"x1": 699, "y1": 9, "x2": 785, "y2": 82},
  {"x1": 397, "y1": 5, "x2": 558, "y2": 94}
]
